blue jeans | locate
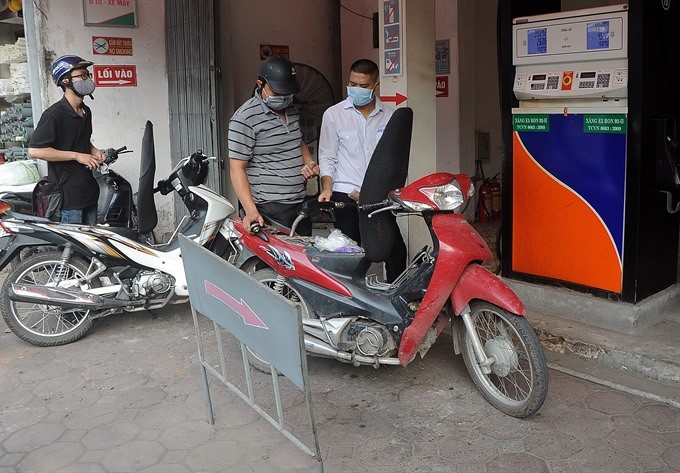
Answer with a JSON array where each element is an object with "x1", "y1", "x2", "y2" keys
[{"x1": 60, "y1": 205, "x2": 98, "y2": 225}]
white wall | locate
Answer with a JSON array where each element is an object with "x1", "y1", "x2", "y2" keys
[
  {"x1": 340, "y1": 0, "x2": 379, "y2": 91},
  {"x1": 222, "y1": 0, "x2": 341, "y2": 196},
  {"x1": 30, "y1": 0, "x2": 174, "y2": 235},
  {"x1": 225, "y1": 0, "x2": 340, "y2": 111},
  {"x1": 474, "y1": 0, "x2": 502, "y2": 181},
  {"x1": 435, "y1": 0, "x2": 461, "y2": 174}
]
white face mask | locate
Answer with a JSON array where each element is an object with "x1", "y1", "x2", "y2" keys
[{"x1": 262, "y1": 87, "x2": 293, "y2": 110}]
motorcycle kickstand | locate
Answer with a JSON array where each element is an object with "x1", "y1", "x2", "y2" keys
[{"x1": 460, "y1": 305, "x2": 495, "y2": 375}]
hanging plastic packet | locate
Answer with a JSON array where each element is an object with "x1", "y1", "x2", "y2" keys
[{"x1": 313, "y1": 229, "x2": 363, "y2": 253}]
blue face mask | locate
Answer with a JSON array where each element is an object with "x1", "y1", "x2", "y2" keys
[{"x1": 347, "y1": 86, "x2": 374, "y2": 107}]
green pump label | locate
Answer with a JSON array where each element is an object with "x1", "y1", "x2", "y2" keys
[
  {"x1": 583, "y1": 114, "x2": 626, "y2": 134},
  {"x1": 513, "y1": 114, "x2": 550, "y2": 132}
]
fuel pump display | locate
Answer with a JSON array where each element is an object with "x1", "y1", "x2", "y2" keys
[{"x1": 511, "y1": 5, "x2": 628, "y2": 293}]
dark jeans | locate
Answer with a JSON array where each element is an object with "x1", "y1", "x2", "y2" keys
[
  {"x1": 332, "y1": 191, "x2": 407, "y2": 283},
  {"x1": 60, "y1": 204, "x2": 97, "y2": 225}
]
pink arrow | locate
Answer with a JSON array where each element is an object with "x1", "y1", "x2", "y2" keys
[{"x1": 204, "y1": 281, "x2": 269, "y2": 329}]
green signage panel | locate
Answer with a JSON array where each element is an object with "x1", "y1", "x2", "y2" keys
[
  {"x1": 583, "y1": 114, "x2": 627, "y2": 134},
  {"x1": 513, "y1": 114, "x2": 550, "y2": 132}
]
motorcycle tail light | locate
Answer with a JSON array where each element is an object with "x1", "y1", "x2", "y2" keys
[
  {"x1": 0, "y1": 201, "x2": 12, "y2": 215},
  {"x1": 418, "y1": 181, "x2": 465, "y2": 211}
]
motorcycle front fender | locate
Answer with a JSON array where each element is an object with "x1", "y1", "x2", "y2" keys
[
  {"x1": 450, "y1": 264, "x2": 525, "y2": 316},
  {"x1": 398, "y1": 214, "x2": 493, "y2": 367}
]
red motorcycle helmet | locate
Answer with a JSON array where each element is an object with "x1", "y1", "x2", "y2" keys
[{"x1": 50, "y1": 55, "x2": 93, "y2": 86}]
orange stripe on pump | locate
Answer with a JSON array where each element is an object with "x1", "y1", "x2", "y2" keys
[{"x1": 512, "y1": 132, "x2": 622, "y2": 292}]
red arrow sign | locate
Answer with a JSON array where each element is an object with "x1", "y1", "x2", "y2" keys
[
  {"x1": 204, "y1": 281, "x2": 269, "y2": 329},
  {"x1": 93, "y1": 65, "x2": 137, "y2": 88},
  {"x1": 380, "y1": 93, "x2": 408, "y2": 105}
]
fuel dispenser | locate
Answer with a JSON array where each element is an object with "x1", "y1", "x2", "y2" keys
[
  {"x1": 505, "y1": 1, "x2": 680, "y2": 305},
  {"x1": 511, "y1": 5, "x2": 630, "y2": 294}
]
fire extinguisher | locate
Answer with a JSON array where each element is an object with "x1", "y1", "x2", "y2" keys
[
  {"x1": 477, "y1": 179, "x2": 494, "y2": 222},
  {"x1": 490, "y1": 175, "x2": 502, "y2": 220},
  {"x1": 477, "y1": 174, "x2": 502, "y2": 222}
]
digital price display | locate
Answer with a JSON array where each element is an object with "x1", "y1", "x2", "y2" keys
[
  {"x1": 527, "y1": 28, "x2": 548, "y2": 55},
  {"x1": 587, "y1": 20, "x2": 610, "y2": 50}
]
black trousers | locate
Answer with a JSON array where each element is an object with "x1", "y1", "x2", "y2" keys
[
  {"x1": 332, "y1": 191, "x2": 407, "y2": 282},
  {"x1": 255, "y1": 201, "x2": 312, "y2": 236}
]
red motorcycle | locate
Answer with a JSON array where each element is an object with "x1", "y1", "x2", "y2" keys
[{"x1": 231, "y1": 108, "x2": 548, "y2": 418}]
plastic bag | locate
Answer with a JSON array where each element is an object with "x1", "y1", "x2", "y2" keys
[
  {"x1": 0, "y1": 161, "x2": 39, "y2": 186},
  {"x1": 313, "y1": 229, "x2": 363, "y2": 253}
]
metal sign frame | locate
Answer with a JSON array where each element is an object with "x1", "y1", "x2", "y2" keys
[{"x1": 179, "y1": 235, "x2": 323, "y2": 471}]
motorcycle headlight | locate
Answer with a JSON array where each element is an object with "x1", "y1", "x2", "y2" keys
[
  {"x1": 419, "y1": 182, "x2": 465, "y2": 211},
  {"x1": 401, "y1": 200, "x2": 434, "y2": 212}
]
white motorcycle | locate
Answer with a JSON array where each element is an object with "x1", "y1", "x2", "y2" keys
[{"x1": 0, "y1": 149, "x2": 239, "y2": 346}]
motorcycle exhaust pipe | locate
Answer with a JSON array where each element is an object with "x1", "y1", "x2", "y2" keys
[
  {"x1": 304, "y1": 336, "x2": 401, "y2": 366},
  {"x1": 8, "y1": 283, "x2": 133, "y2": 309}
]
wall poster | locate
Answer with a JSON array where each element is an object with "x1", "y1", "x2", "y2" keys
[{"x1": 83, "y1": 0, "x2": 138, "y2": 27}]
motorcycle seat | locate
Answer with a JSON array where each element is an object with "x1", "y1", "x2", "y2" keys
[
  {"x1": 5, "y1": 210, "x2": 51, "y2": 223},
  {"x1": 305, "y1": 245, "x2": 370, "y2": 279}
]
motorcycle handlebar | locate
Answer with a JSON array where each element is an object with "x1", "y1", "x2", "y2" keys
[
  {"x1": 189, "y1": 150, "x2": 206, "y2": 168},
  {"x1": 103, "y1": 146, "x2": 131, "y2": 165},
  {"x1": 359, "y1": 200, "x2": 390, "y2": 212}
]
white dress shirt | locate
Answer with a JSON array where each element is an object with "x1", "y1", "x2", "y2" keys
[{"x1": 318, "y1": 96, "x2": 394, "y2": 194}]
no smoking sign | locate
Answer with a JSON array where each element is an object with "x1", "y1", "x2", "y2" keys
[{"x1": 92, "y1": 36, "x2": 133, "y2": 56}]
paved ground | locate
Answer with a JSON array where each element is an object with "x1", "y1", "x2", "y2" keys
[{"x1": 1, "y1": 300, "x2": 679, "y2": 473}]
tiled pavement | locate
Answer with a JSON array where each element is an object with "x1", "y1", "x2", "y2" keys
[{"x1": 1, "y1": 301, "x2": 678, "y2": 473}]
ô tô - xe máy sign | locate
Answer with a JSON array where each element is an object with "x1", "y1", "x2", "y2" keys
[{"x1": 83, "y1": 0, "x2": 138, "y2": 27}]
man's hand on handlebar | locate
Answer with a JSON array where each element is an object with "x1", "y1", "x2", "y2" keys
[
  {"x1": 77, "y1": 151, "x2": 105, "y2": 171},
  {"x1": 243, "y1": 211, "x2": 264, "y2": 234},
  {"x1": 318, "y1": 189, "x2": 332, "y2": 202}
]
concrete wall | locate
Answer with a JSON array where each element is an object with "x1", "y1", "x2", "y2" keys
[
  {"x1": 221, "y1": 0, "x2": 341, "y2": 197},
  {"x1": 25, "y1": 0, "x2": 504, "y2": 237},
  {"x1": 224, "y1": 0, "x2": 341, "y2": 113},
  {"x1": 474, "y1": 0, "x2": 502, "y2": 182},
  {"x1": 435, "y1": 0, "x2": 460, "y2": 174},
  {"x1": 339, "y1": 0, "x2": 379, "y2": 94},
  {"x1": 29, "y1": 0, "x2": 174, "y2": 235}
]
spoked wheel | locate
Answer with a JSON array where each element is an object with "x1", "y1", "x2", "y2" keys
[
  {"x1": 248, "y1": 268, "x2": 313, "y2": 374},
  {"x1": 1, "y1": 251, "x2": 99, "y2": 346},
  {"x1": 460, "y1": 301, "x2": 548, "y2": 418}
]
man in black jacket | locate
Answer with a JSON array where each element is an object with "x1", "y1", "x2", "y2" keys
[{"x1": 29, "y1": 55, "x2": 105, "y2": 224}]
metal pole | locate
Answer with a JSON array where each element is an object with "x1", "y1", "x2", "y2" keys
[
  {"x1": 22, "y1": 0, "x2": 47, "y2": 175},
  {"x1": 191, "y1": 307, "x2": 214, "y2": 425}
]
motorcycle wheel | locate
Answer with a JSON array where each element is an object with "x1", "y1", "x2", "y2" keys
[
  {"x1": 0, "y1": 251, "x2": 100, "y2": 347},
  {"x1": 247, "y1": 268, "x2": 313, "y2": 374},
  {"x1": 460, "y1": 301, "x2": 548, "y2": 418}
]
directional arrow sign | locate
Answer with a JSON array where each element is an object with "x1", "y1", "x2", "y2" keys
[
  {"x1": 204, "y1": 280, "x2": 269, "y2": 329},
  {"x1": 380, "y1": 93, "x2": 408, "y2": 105},
  {"x1": 93, "y1": 65, "x2": 137, "y2": 88}
]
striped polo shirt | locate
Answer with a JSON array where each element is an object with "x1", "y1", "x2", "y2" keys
[{"x1": 228, "y1": 93, "x2": 306, "y2": 205}]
